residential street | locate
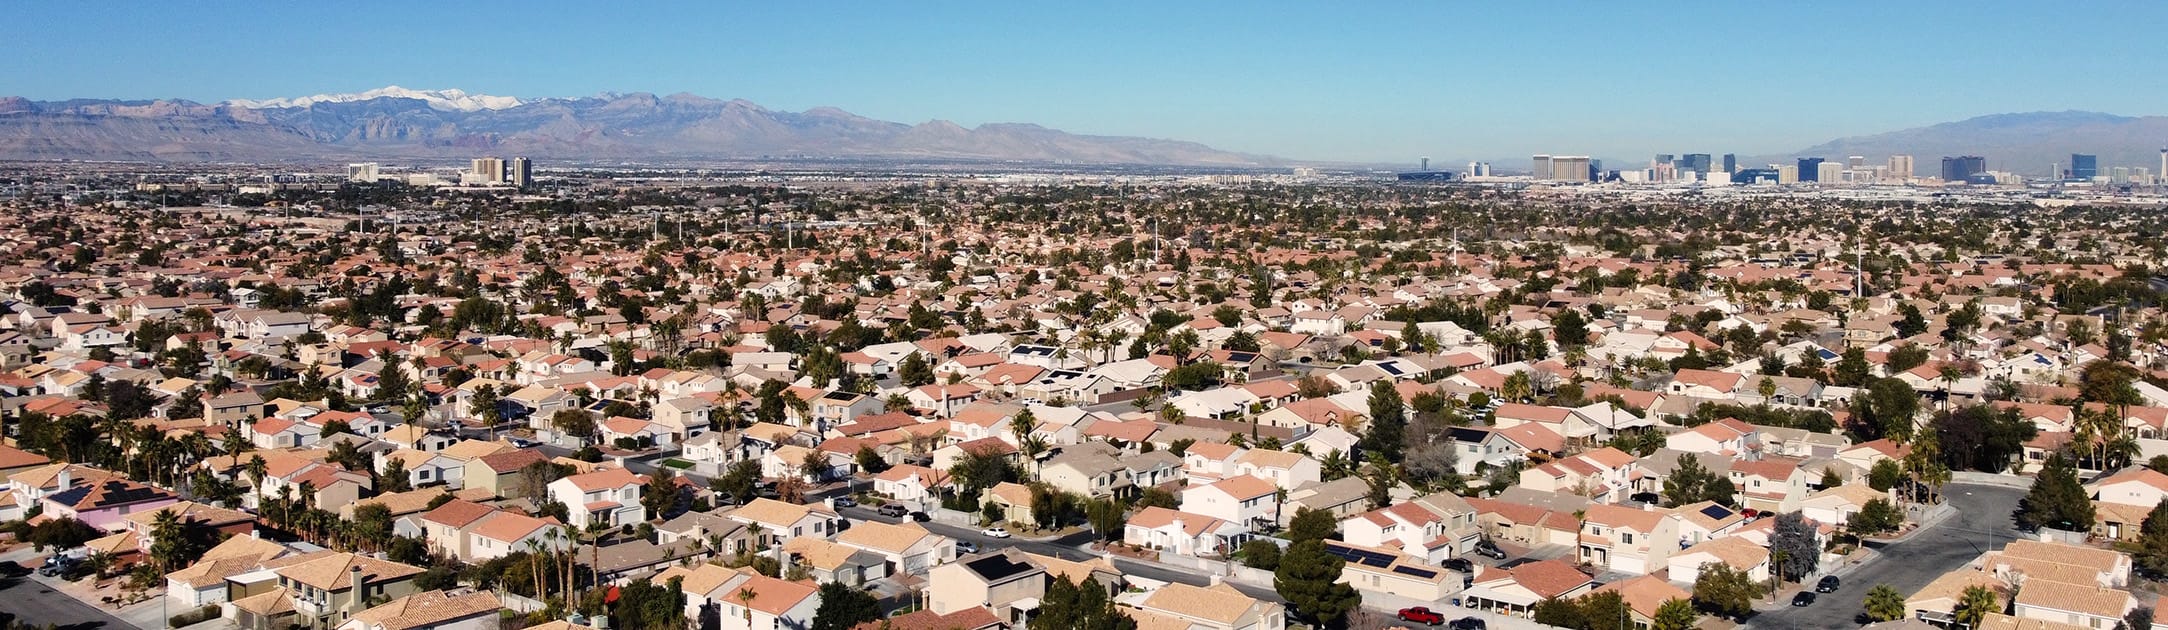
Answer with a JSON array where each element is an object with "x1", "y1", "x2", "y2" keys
[
  {"x1": 1744, "y1": 482, "x2": 2026, "y2": 630},
  {"x1": 0, "y1": 570, "x2": 129, "y2": 630}
]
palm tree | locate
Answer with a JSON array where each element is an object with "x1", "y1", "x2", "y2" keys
[{"x1": 222, "y1": 427, "x2": 252, "y2": 471}]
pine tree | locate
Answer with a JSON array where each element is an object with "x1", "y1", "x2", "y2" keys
[
  {"x1": 1275, "y1": 539, "x2": 1360, "y2": 629},
  {"x1": 2017, "y1": 452, "x2": 2095, "y2": 531},
  {"x1": 1358, "y1": 381, "x2": 1406, "y2": 461},
  {"x1": 811, "y1": 582, "x2": 883, "y2": 630},
  {"x1": 1029, "y1": 578, "x2": 1135, "y2": 630},
  {"x1": 2136, "y1": 500, "x2": 2168, "y2": 576}
]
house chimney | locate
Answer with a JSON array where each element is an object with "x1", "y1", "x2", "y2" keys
[
  {"x1": 348, "y1": 564, "x2": 367, "y2": 614},
  {"x1": 55, "y1": 468, "x2": 71, "y2": 490}
]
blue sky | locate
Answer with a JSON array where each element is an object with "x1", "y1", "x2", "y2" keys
[{"x1": 7, "y1": 2, "x2": 2163, "y2": 163}]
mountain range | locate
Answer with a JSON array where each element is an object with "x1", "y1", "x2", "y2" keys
[
  {"x1": 1778, "y1": 111, "x2": 2168, "y2": 176},
  {"x1": 0, "y1": 87, "x2": 1275, "y2": 166}
]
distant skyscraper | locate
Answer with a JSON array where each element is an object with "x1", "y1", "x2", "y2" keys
[
  {"x1": 2066, "y1": 154, "x2": 2096, "y2": 180},
  {"x1": 1888, "y1": 155, "x2": 1914, "y2": 178},
  {"x1": 1722, "y1": 154, "x2": 1737, "y2": 174},
  {"x1": 1550, "y1": 156, "x2": 1591, "y2": 182},
  {"x1": 1531, "y1": 155, "x2": 1553, "y2": 180},
  {"x1": 470, "y1": 157, "x2": 505, "y2": 184},
  {"x1": 1941, "y1": 156, "x2": 1986, "y2": 182},
  {"x1": 346, "y1": 163, "x2": 380, "y2": 183},
  {"x1": 1653, "y1": 154, "x2": 1674, "y2": 168},
  {"x1": 1420, "y1": 157, "x2": 1430, "y2": 172},
  {"x1": 1796, "y1": 157, "x2": 1825, "y2": 182},
  {"x1": 1681, "y1": 154, "x2": 1712, "y2": 174},
  {"x1": 1776, "y1": 165, "x2": 1798, "y2": 184},
  {"x1": 508, "y1": 157, "x2": 532, "y2": 187},
  {"x1": 1816, "y1": 162, "x2": 1843, "y2": 184}
]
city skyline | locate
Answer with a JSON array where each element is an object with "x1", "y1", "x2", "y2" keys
[{"x1": 10, "y1": 2, "x2": 2168, "y2": 163}]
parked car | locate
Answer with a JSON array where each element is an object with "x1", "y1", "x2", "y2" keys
[
  {"x1": 909, "y1": 511, "x2": 931, "y2": 522},
  {"x1": 1448, "y1": 618, "x2": 1487, "y2": 630},
  {"x1": 877, "y1": 504, "x2": 909, "y2": 517},
  {"x1": 1791, "y1": 592, "x2": 1817, "y2": 607},
  {"x1": 1816, "y1": 575, "x2": 1840, "y2": 593},
  {"x1": 981, "y1": 526, "x2": 1011, "y2": 538},
  {"x1": 1396, "y1": 607, "x2": 1445, "y2": 625},
  {"x1": 832, "y1": 497, "x2": 857, "y2": 508},
  {"x1": 1473, "y1": 541, "x2": 1507, "y2": 560},
  {"x1": 955, "y1": 541, "x2": 979, "y2": 554},
  {"x1": 37, "y1": 555, "x2": 77, "y2": 577},
  {"x1": 1441, "y1": 558, "x2": 1473, "y2": 572}
]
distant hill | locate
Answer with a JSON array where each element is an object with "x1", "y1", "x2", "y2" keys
[
  {"x1": 0, "y1": 87, "x2": 1279, "y2": 167},
  {"x1": 1778, "y1": 111, "x2": 2168, "y2": 176}
]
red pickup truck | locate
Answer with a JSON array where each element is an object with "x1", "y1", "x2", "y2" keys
[{"x1": 1397, "y1": 607, "x2": 1445, "y2": 625}]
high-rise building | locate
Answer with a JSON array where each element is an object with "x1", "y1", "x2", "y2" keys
[
  {"x1": 1550, "y1": 156, "x2": 1591, "y2": 182},
  {"x1": 1681, "y1": 154, "x2": 1712, "y2": 174},
  {"x1": 508, "y1": 157, "x2": 532, "y2": 187},
  {"x1": 1722, "y1": 154, "x2": 1738, "y2": 174},
  {"x1": 1846, "y1": 155, "x2": 1866, "y2": 169},
  {"x1": 1796, "y1": 157, "x2": 1825, "y2": 182},
  {"x1": 1531, "y1": 155, "x2": 1553, "y2": 180},
  {"x1": 1941, "y1": 156, "x2": 1986, "y2": 182},
  {"x1": 346, "y1": 163, "x2": 380, "y2": 183},
  {"x1": 1816, "y1": 162, "x2": 1843, "y2": 184},
  {"x1": 470, "y1": 157, "x2": 505, "y2": 185},
  {"x1": 1653, "y1": 154, "x2": 1674, "y2": 168},
  {"x1": 1888, "y1": 155, "x2": 1914, "y2": 179},
  {"x1": 2068, "y1": 154, "x2": 2097, "y2": 180},
  {"x1": 1776, "y1": 165, "x2": 1798, "y2": 184}
]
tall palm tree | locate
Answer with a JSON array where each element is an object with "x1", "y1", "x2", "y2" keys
[{"x1": 222, "y1": 427, "x2": 252, "y2": 471}]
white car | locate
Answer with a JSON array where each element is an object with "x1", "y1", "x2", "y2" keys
[{"x1": 980, "y1": 527, "x2": 1011, "y2": 538}]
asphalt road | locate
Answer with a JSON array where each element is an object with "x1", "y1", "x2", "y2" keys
[
  {"x1": 1745, "y1": 482, "x2": 2026, "y2": 630},
  {"x1": 0, "y1": 573, "x2": 129, "y2": 630}
]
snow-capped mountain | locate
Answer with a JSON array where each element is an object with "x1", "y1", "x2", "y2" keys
[
  {"x1": 225, "y1": 86, "x2": 524, "y2": 112},
  {"x1": 0, "y1": 89, "x2": 1276, "y2": 165}
]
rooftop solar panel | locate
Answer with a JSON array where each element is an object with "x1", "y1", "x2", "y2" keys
[
  {"x1": 1392, "y1": 566, "x2": 1439, "y2": 579},
  {"x1": 1699, "y1": 504, "x2": 1733, "y2": 520}
]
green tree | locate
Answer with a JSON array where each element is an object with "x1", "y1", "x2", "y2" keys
[
  {"x1": 1652, "y1": 598, "x2": 1698, "y2": 630},
  {"x1": 1850, "y1": 498, "x2": 1904, "y2": 536},
  {"x1": 1532, "y1": 598, "x2": 1583, "y2": 628},
  {"x1": 898, "y1": 352, "x2": 934, "y2": 387},
  {"x1": 854, "y1": 446, "x2": 891, "y2": 475},
  {"x1": 1358, "y1": 381, "x2": 1406, "y2": 461},
  {"x1": 1662, "y1": 454, "x2": 1732, "y2": 507},
  {"x1": 1579, "y1": 590, "x2": 1630, "y2": 630},
  {"x1": 1288, "y1": 507, "x2": 1338, "y2": 543},
  {"x1": 1692, "y1": 563, "x2": 1756, "y2": 620},
  {"x1": 1868, "y1": 458, "x2": 1904, "y2": 492},
  {"x1": 1954, "y1": 584, "x2": 2000, "y2": 629},
  {"x1": 1552, "y1": 309, "x2": 1590, "y2": 349},
  {"x1": 1863, "y1": 584, "x2": 1907, "y2": 622},
  {"x1": 714, "y1": 460, "x2": 762, "y2": 505},
  {"x1": 2017, "y1": 452, "x2": 2095, "y2": 532},
  {"x1": 1028, "y1": 577, "x2": 1136, "y2": 630},
  {"x1": 641, "y1": 467, "x2": 680, "y2": 518},
  {"x1": 1239, "y1": 540, "x2": 1282, "y2": 571},
  {"x1": 1275, "y1": 539, "x2": 1360, "y2": 629},
  {"x1": 379, "y1": 457, "x2": 413, "y2": 493},
  {"x1": 1833, "y1": 347, "x2": 1873, "y2": 387},
  {"x1": 810, "y1": 582, "x2": 882, "y2": 630},
  {"x1": 2136, "y1": 500, "x2": 2168, "y2": 576}
]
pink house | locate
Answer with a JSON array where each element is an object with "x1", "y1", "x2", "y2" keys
[{"x1": 42, "y1": 478, "x2": 180, "y2": 532}]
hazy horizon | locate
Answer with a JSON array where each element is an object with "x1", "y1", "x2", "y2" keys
[{"x1": 11, "y1": 1, "x2": 2167, "y2": 163}]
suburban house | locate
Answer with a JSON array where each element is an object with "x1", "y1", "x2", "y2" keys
[{"x1": 546, "y1": 467, "x2": 646, "y2": 529}]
